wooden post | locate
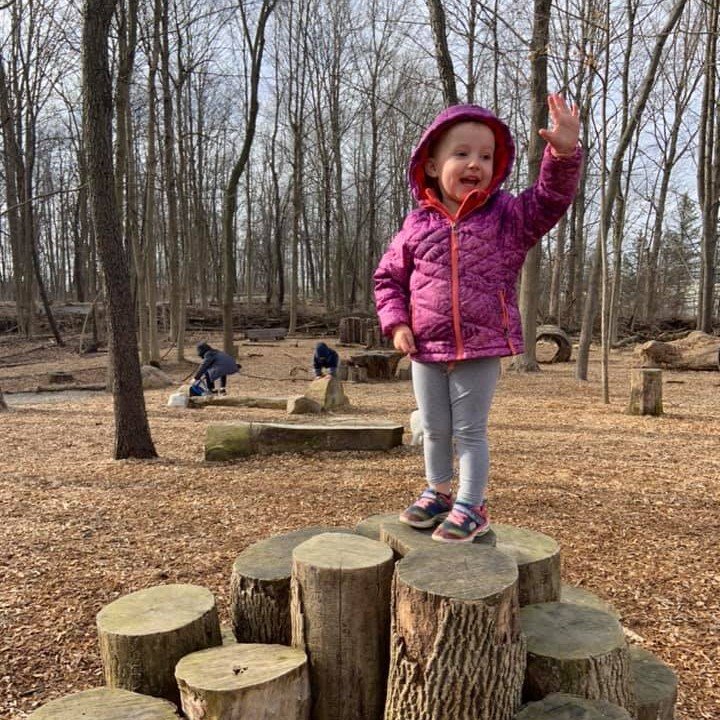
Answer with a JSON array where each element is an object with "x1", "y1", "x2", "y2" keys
[
  {"x1": 28, "y1": 687, "x2": 180, "y2": 719},
  {"x1": 96, "y1": 584, "x2": 222, "y2": 706},
  {"x1": 385, "y1": 545, "x2": 526, "y2": 720},
  {"x1": 175, "y1": 643, "x2": 310, "y2": 720},
  {"x1": 291, "y1": 533, "x2": 394, "y2": 720},
  {"x1": 628, "y1": 368, "x2": 663, "y2": 416},
  {"x1": 230, "y1": 526, "x2": 351, "y2": 645},
  {"x1": 520, "y1": 602, "x2": 635, "y2": 713}
]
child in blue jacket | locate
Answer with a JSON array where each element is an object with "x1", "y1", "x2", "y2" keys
[{"x1": 192, "y1": 342, "x2": 240, "y2": 395}]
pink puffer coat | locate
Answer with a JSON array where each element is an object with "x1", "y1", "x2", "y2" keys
[{"x1": 373, "y1": 104, "x2": 583, "y2": 363}]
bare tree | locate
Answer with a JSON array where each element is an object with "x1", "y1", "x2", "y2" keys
[
  {"x1": 425, "y1": 0, "x2": 459, "y2": 104},
  {"x1": 83, "y1": 0, "x2": 157, "y2": 459}
]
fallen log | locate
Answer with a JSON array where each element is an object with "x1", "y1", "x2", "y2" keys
[
  {"x1": 635, "y1": 331, "x2": 720, "y2": 371},
  {"x1": 535, "y1": 325, "x2": 573, "y2": 363}
]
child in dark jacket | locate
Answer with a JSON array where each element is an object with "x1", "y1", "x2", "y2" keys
[
  {"x1": 374, "y1": 95, "x2": 582, "y2": 543},
  {"x1": 192, "y1": 342, "x2": 240, "y2": 395},
  {"x1": 313, "y1": 342, "x2": 339, "y2": 378}
]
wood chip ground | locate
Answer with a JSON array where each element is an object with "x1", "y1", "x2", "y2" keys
[{"x1": 1, "y1": 334, "x2": 718, "y2": 719}]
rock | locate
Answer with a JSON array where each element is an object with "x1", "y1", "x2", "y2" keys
[
  {"x1": 304, "y1": 376, "x2": 349, "y2": 410},
  {"x1": 287, "y1": 395, "x2": 322, "y2": 415},
  {"x1": 141, "y1": 365, "x2": 175, "y2": 389}
]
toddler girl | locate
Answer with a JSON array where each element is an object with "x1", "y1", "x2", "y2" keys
[{"x1": 374, "y1": 95, "x2": 582, "y2": 542}]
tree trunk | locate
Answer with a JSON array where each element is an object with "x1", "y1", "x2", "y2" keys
[
  {"x1": 83, "y1": 0, "x2": 157, "y2": 459},
  {"x1": 424, "y1": 0, "x2": 459, "y2": 105}
]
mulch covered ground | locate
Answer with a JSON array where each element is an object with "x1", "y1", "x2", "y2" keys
[{"x1": 1, "y1": 333, "x2": 718, "y2": 719}]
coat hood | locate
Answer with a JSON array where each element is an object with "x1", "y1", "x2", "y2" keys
[{"x1": 408, "y1": 105, "x2": 515, "y2": 205}]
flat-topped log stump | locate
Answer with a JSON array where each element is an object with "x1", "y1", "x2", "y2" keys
[
  {"x1": 175, "y1": 643, "x2": 310, "y2": 720},
  {"x1": 630, "y1": 647, "x2": 678, "y2": 720},
  {"x1": 379, "y1": 515, "x2": 496, "y2": 557},
  {"x1": 520, "y1": 602, "x2": 634, "y2": 713},
  {"x1": 27, "y1": 688, "x2": 180, "y2": 719},
  {"x1": 560, "y1": 583, "x2": 620, "y2": 619},
  {"x1": 628, "y1": 369, "x2": 663, "y2": 416},
  {"x1": 291, "y1": 533, "x2": 394, "y2": 720},
  {"x1": 385, "y1": 545, "x2": 526, "y2": 720},
  {"x1": 230, "y1": 527, "x2": 351, "y2": 644},
  {"x1": 205, "y1": 421, "x2": 403, "y2": 460},
  {"x1": 96, "y1": 584, "x2": 221, "y2": 706},
  {"x1": 354, "y1": 512, "x2": 401, "y2": 540},
  {"x1": 494, "y1": 523, "x2": 561, "y2": 606},
  {"x1": 513, "y1": 692, "x2": 632, "y2": 719}
]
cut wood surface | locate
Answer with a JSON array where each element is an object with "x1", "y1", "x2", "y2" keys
[
  {"x1": 494, "y1": 523, "x2": 561, "y2": 606},
  {"x1": 630, "y1": 646, "x2": 678, "y2": 720},
  {"x1": 205, "y1": 420, "x2": 403, "y2": 459},
  {"x1": 354, "y1": 512, "x2": 401, "y2": 540},
  {"x1": 27, "y1": 687, "x2": 180, "y2": 719},
  {"x1": 291, "y1": 533, "x2": 394, "y2": 720},
  {"x1": 230, "y1": 526, "x2": 351, "y2": 645},
  {"x1": 385, "y1": 545, "x2": 525, "y2": 720},
  {"x1": 635, "y1": 331, "x2": 720, "y2": 371},
  {"x1": 513, "y1": 692, "x2": 632, "y2": 719},
  {"x1": 520, "y1": 602, "x2": 634, "y2": 712},
  {"x1": 175, "y1": 643, "x2": 310, "y2": 720},
  {"x1": 560, "y1": 583, "x2": 620, "y2": 619},
  {"x1": 379, "y1": 515, "x2": 496, "y2": 556},
  {"x1": 96, "y1": 584, "x2": 222, "y2": 705}
]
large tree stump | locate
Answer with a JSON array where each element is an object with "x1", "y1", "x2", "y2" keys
[
  {"x1": 291, "y1": 533, "x2": 394, "y2": 720},
  {"x1": 385, "y1": 545, "x2": 526, "y2": 720},
  {"x1": 513, "y1": 692, "x2": 632, "y2": 719},
  {"x1": 348, "y1": 350, "x2": 403, "y2": 380},
  {"x1": 28, "y1": 688, "x2": 180, "y2": 719},
  {"x1": 379, "y1": 515, "x2": 496, "y2": 557},
  {"x1": 520, "y1": 602, "x2": 634, "y2": 713},
  {"x1": 96, "y1": 584, "x2": 222, "y2": 706},
  {"x1": 205, "y1": 421, "x2": 403, "y2": 459},
  {"x1": 230, "y1": 526, "x2": 351, "y2": 644},
  {"x1": 630, "y1": 647, "x2": 677, "y2": 720},
  {"x1": 354, "y1": 512, "x2": 401, "y2": 541},
  {"x1": 175, "y1": 643, "x2": 310, "y2": 720},
  {"x1": 635, "y1": 331, "x2": 720, "y2": 371},
  {"x1": 628, "y1": 368, "x2": 663, "y2": 416},
  {"x1": 494, "y1": 523, "x2": 561, "y2": 606}
]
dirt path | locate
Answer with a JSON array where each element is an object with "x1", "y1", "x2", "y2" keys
[{"x1": 1, "y1": 334, "x2": 718, "y2": 718}]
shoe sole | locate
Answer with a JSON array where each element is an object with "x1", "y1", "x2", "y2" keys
[
  {"x1": 431, "y1": 523, "x2": 490, "y2": 543},
  {"x1": 398, "y1": 512, "x2": 449, "y2": 529}
]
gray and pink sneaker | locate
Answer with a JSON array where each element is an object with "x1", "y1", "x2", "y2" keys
[
  {"x1": 399, "y1": 488, "x2": 454, "y2": 528},
  {"x1": 431, "y1": 501, "x2": 490, "y2": 543}
]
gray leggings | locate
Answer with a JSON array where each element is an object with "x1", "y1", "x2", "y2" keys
[{"x1": 412, "y1": 357, "x2": 501, "y2": 505}]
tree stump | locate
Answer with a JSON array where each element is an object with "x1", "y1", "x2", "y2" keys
[
  {"x1": 560, "y1": 583, "x2": 620, "y2": 619},
  {"x1": 379, "y1": 515, "x2": 496, "y2": 557},
  {"x1": 385, "y1": 545, "x2": 526, "y2": 720},
  {"x1": 230, "y1": 526, "x2": 351, "y2": 645},
  {"x1": 494, "y1": 524, "x2": 561, "y2": 606},
  {"x1": 628, "y1": 368, "x2": 663, "y2": 416},
  {"x1": 513, "y1": 692, "x2": 632, "y2": 719},
  {"x1": 27, "y1": 688, "x2": 180, "y2": 719},
  {"x1": 96, "y1": 584, "x2": 222, "y2": 706},
  {"x1": 354, "y1": 512, "x2": 401, "y2": 541},
  {"x1": 348, "y1": 351, "x2": 403, "y2": 380},
  {"x1": 630, "y1": 647, "x2": 677, "y2": 720},
  {"x1": 291, "y1": 533, "x2": 394, "y2": 720},
  {"x1": 520, "y1": 602, "x2": 634, "y2": 713},
  {"x1": 205, "y1": 420, "x2": 403, "y2": 459},
  {"x1": 175, "y1": 643, "x2": 310, "y2": 720}
]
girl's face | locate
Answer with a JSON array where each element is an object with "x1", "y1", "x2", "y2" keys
[{"x1": 424, "y1": 122, "x2": 495, "y2": 214}]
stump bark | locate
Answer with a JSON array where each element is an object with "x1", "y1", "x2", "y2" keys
[
  {"x1": 206, "y1": 420, "x2": 403, "y2": 459},
  {"x1": 385, "y1": 545, "x2": 526, "y2": 720},
  {"x1": 630, "y1": 647, "x2": 677, "y2": 720},
  {"x1": 230, "y1": 527, "x2": 351, "y2": 645},
  {"x1": 520, "y1": 602, "x2": 634, "y2": 713},
  {"x1": 291, "y1": 533, "x2": 394, "y2": 720},
  {"x1": 96, "y1": 584, "x2": 222, "y2": 705},
  {"x1": 513, "y1": 692, "x2": 632, "y2": 719},
  {"x1": 494, "y1": 523, "x2": 561, "y2": 606},
  {"x1": 628, "y1": 368, "x2": 663, "y2": 416},
  {"x1": 175, "y1": 643, "x2": 310, "y2": 720},
  {"x1": 27, "y1": 688, "x2": 180, "y2": 719},
  {"x1": 379, "y1": 515, "x2": 496, "y2": 557}
]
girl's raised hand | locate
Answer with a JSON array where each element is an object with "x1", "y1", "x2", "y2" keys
[{"x1": 539, "y1": 93, "x2": 580, "y2": 157}]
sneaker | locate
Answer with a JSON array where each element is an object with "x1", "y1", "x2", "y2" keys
[
  {"x1": 399, "y1": 488, "x2": 453, "y2": 528},
  {"x1": 432, "y1": 501, "x2": 490, "y2": 543},
  {"x1": 218, "y1": 388, "x2": 227, "y2": 395}
]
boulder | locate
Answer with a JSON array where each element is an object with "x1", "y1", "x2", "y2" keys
[
  {"x1": 141, "y1": 365, "x2": 175, "y2": 389},
  {"x1": 287, "y1": 395, "x2": 322, "y2": 415},
  {"x1": 303, "y1": 376, "x2": 349, "y2": 410}
]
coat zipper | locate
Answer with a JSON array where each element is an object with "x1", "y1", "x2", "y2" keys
[
  {"x1": 499, "y1": 289, "x2": 517, "y2": 354},
  {"x1": 450, "y1": 221, "x2": 465, "y2": 360}
]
